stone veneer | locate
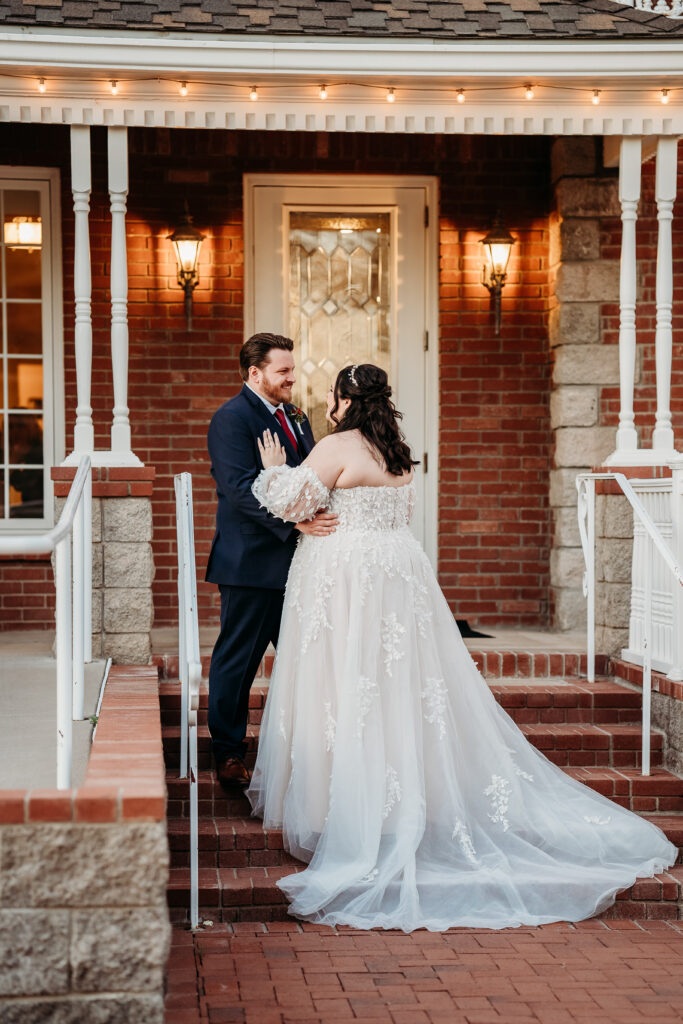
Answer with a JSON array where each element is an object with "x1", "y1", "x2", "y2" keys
[
  {"x1": 549, "y1": 137, "x2": 625, "y2": 630},
  {"x1": 52, "y1": 466, "x2": 156, "y2": 665},
  {"x1": 0, "y1": 665, "x2": 170, "y2": 1022}
]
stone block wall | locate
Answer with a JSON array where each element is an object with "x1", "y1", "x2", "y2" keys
[
  {"x1": 0, "y1": 665, "x2": 170, "y2": 1021},
  {"x1": 549, "y1": 138, "x2": 624, "y2": 630},
  {"x1": 52, "y1": 466, "x2": 156, "y2": 665}
]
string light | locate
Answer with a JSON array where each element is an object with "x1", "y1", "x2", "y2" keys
[
  {"x1": 525, "y1": 84, "x2": 534, "y2": 100},
  {"x1": 38, "y1": 78, "x2": 46, "y2": 93},
  {"x1": 319, "y1": 84, "x2": 327, "y2": 100},
  {"x1": 110, "y1": 80, "x2": 118, "y2": 95},
  {"x1": 592, "y1": 90, "x2": 600, "y2": 106},
  {"x1": 457, "y1": 89, "x2": 465, "y2": 104},
  {"x1": 661, "y1": 88, "x2": 670, "y2": 104},
  {"x1": 179, "y1": 81, "x2": 188, "y2": 96},
  {"x1": 387, "y1": 88, "x2": 395, "y2": 103},
  {"x1": 250, "y1": 86, "x2": 259, "y2": 101}
]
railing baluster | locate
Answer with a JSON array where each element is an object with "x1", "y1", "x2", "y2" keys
[
  {"x1": 643, "y1": 535, "x2": 653, "y2": 777},
  {"x1": 55, "y1": 533, "x2": 73, "y2": 789},
  {"x1": 72, "y1": 482, "x2": 85, "y2": 720}
]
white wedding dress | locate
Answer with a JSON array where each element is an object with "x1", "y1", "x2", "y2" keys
[{"x1": 247, "y1": 465, "x2": 677, "y2": 932}]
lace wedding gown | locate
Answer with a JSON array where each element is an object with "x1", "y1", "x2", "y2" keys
[{"x1": 247, "y1": 465, "x2": 677, "y2": 931}]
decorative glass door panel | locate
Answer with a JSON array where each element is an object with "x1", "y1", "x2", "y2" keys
[
  {"x1": 289, "y1": 211, "x2": 391, "y2": 438},
  {"x1": 246, "y1": 176, "x2": 436, "y2": 561}
]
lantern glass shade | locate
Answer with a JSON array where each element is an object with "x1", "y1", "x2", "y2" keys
[
  {"x1": 4, "y1": 217, "x2": 42, "y2": 249},
  {"x1": 169, "y1": 215, "x2": 204, "y2": 282},
  {"x1": 480, "y1": 220, "x2": 515, "y2": 283}
]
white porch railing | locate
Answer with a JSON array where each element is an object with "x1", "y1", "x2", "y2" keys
[
  {"x1": 0, "y1": 456, "x2": 92, "y2": 789},
  {"x1": 576, "y1": 471, "x2": 683, "y2": 776},
  {"x1": 174, "y1": 472, "x2": 202, "y2": 931},
  {"x1": 614, "y1": 0, "x2": 683, "y2": 15}
]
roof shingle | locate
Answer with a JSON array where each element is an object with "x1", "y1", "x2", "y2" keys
[{"x1": 1, "y1": 0, "x2": 683, "y2": 37}]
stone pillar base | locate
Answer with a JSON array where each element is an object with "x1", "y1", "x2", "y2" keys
[{"x1": 52, "y1": 465, "x2": 156, "y2": 665}]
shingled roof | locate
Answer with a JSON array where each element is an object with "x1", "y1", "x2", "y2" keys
[{"x1": 1, "y1": 0, "x2": 682, "y2": 38}]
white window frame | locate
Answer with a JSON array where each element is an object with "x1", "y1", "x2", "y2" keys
[{"x1": 0, "y1": 166, "x2": 63, "y2": 534}]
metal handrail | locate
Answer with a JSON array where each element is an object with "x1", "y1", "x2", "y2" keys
[
  {"x1": 0, "y1": 455, "x2": 92, "y2": 788},
  {"x1": 576, "y1": 471, "x2": 683, "y2": 776},
  {"x1": 174, "y1": 472, "x2": 201, "y2": 931}
]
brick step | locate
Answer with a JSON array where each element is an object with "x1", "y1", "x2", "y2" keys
[
  {"x1": 161, "y1": 720, "x2": 664, "y2": 771},
  {"x1": 165, "y1": 766, "x2": 683, "y2": 820},
  {"x1": 166, "y1": 812, "x2": 683, "y2": 869},
  {"x1": 155, "y1": 651, "x2": 609, "y2": 683},
  {"x1": 166, "y1": 863, "x2": 683, "y2": 925},
  {"x1": 159, "y1": 678, "x2": 645, "y2": 728}
]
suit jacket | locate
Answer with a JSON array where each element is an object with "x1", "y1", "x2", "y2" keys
[{"x1": 205, "y1": 384, "x2": 316, "y2": 589}]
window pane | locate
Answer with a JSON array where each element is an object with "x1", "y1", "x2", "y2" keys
[
  {"x1": 7, "y1": 302, "x2": 42, "y2": 354},
  {"x1": 4, "y1": 190, "x2": 42, "y2": 300},
  {"x1": 8, "y1": 359, "x2": 42, "y2": 410},
  {"x1": 9, "y1": 413, "x2": 43, "y2": 465},
  {"x1": 9, "y1": 469, "x2": 43, "y2": 518}
]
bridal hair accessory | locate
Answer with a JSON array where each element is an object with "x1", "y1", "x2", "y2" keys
[{"x1": 348, "y1": 364, "x2": 359, "y2": 387}]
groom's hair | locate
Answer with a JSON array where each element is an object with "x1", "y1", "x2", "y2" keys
[{"x1": 239, "y1": 333, "x2": 294, "y2": 381}]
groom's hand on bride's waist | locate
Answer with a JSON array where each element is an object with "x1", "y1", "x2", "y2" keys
[{"x1": 295, "y1": 511, "x2": 338, "y2": 537}]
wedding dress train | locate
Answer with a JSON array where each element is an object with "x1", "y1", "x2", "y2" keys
[{"x1": 247, "y1": 465, "x2": 677, "y2": 931}]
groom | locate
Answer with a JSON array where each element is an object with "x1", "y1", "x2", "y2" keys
[{"x1": 205, "y1": 333, "x2": 338, "y2": 789}]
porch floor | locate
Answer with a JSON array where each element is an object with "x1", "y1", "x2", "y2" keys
[
  {"x1": 152, "y1": 625, "x2": 587, "y2": 659},
  {"x1": 0, "y1": 630, "x2": 105, "y2": 789}
]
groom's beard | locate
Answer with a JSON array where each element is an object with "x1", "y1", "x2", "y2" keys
[{"x1": 260, "y1": 379, "x2": 294, "y2": 406}]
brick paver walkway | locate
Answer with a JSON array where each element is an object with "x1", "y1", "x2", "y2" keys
[{"x1": 165, "y1": 919, "x2": 683, "y2": 1023}]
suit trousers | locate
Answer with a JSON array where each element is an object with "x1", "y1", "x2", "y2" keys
[{"x1": 208, "y1": 584, "x2": 285, "y2": 763}]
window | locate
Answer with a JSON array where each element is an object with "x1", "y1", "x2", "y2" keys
[{"x1": 0, "y1": 170, "x2": 62, "y2": 530}]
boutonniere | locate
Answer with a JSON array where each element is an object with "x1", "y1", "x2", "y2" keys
[{"x1": 288, "y1": 405, "x2": 306, "y2": 435}]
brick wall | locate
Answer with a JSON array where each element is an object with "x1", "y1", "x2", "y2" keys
[{"x1": 1, "y1": 126, "x2": 555, "y2": 633}]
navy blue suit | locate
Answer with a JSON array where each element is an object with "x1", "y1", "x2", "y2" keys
[{"x1": 206, "y1": 385, "x2": 315, "y2": 763}]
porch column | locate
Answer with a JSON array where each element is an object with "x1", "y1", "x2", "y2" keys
[
  {"x1": 70, "y1": 125, "x2": 94, "y2": 455},
  {"x1": 653, "y1": 136, "x2": 679, "y2": 458},
  {"x1": 108, "y1": 126, "x2": 133, "y2": 459},
  {"x1": 608, "y1": 136, "x2": 641, "y2": 462}
]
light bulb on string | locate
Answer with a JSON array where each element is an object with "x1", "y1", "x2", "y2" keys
[
  {"x1": 250, "y1": 86, "x2": 259, "y2": 101},
  {"x1": 38, "y1": 78, "x2": 46, "y2": 94},
  {"x1": 110, "y1": 80, "x2": 119, "y2": 96},
  {"x1": 592, "y1": 90, "x2": 600, "y2": 106},
  {"x1": 319, "y1": 84, "x2": 327, "y2": 100},
  {"x1": 179, "y1": 81, "x2": 188, "y2": 97},
  {"x1": 661, "y1": 89, "x2": 670, "y2": 105},
  {"x1": 387, "y1": 88, "x2": 395, "y2": 103},
  {"x1": 525, "y1": 84, "x2": 534, "y2": 100},
  {"x1": 456, "y1": 89, "x2": 465, "y2": 104}
]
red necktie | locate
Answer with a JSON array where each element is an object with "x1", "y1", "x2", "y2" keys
[{"x1": 274, "y1": 408, "x2": 298, "y2": 451}]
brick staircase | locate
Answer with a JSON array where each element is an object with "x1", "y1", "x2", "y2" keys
[{"x1": 160, "y1": 651, "x2": 683, "y2": 926}]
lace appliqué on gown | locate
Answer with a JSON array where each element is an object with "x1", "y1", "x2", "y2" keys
[
  {"x1": 383, "y1": 765, "x2": 402, "y2": 819},
  {"x1": 421, "y1": 677, "x2": 448, "y2": 739},
  {"x1": 452, "y1": 820, "x2": 478, "y2": 864}
]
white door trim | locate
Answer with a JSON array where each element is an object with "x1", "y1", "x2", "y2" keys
[{"x1": 244, "y1": 172, "x2": 439, "y2": 567}]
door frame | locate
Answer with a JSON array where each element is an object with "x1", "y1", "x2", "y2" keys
[{"x1": 244, "y1": 172, "x2": 439, "y2": 567}]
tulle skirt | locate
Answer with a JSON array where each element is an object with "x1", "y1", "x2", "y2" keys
[{"x1": 247, "y1": 526, "x2": 677, "y2": 931}]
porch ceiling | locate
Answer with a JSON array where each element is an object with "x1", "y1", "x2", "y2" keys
[{"x1": 1, "y1": 25, "x2": 683, "y2": 133}]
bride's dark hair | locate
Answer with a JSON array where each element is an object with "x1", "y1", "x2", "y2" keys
[{"x1": 329, "y1": 364, "x2": 418, "y2": 476}]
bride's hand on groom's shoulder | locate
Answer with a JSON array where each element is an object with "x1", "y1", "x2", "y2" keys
[{"x1": 257, "y1": 429, "x2": 287, "y2": 468}]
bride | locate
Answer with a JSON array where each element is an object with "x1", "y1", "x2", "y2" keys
[{"x1": 247, "y1": 362, "x2": 676, "y2": 932}]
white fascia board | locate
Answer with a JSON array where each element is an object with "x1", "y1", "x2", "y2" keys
[{"x1": 1, "y1": 25, "x2": 683, "y2": 79}]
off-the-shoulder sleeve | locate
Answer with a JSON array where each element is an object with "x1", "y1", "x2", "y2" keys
[{"x1": 252, "y1": 465, "x2": 331, "y2": 523}]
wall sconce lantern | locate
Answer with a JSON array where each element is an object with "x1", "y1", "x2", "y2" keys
[
  {"x1": 480, "y1": 218, "x2": 515, "y2": 335},
  {"x1": 4, "y1": 217, "x2": 42, "y2": 251},
  {"x1": 169, "y1": 209, "x2": 204, "y2": 330}
]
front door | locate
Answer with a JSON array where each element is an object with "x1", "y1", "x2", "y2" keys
[{"x1": 244, "y1": 174, "x2": 437, "y2": 561}]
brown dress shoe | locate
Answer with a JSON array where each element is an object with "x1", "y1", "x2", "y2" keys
[{"x1": 217, "y1": 755, "x2": 251, "y2": 790}]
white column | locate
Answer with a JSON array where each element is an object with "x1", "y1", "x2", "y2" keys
[
  {"x1": 653, "y1": 136, "x2": 679, "y2": 457},
  {"x1": 609, "y1": 136, "x2": 641, "y2": 462},
  {"x1": 108, "y1": 127, "x2": 133, "y2": 458},
  {"x1": 70, "y1": 126, "x2": 94, "y2": 455}
]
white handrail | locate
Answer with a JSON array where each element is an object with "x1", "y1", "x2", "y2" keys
[
  {"x1": 174, "y1": 472, "x2": 201, "y2": 931},
  {"x1": 576, "y1": 471, "x2": 683, "y2": 776},
  {"x1": 0, "y1": 456, "x2": 92, "y2": 788}
]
